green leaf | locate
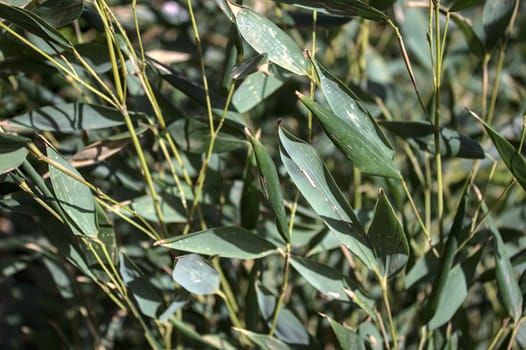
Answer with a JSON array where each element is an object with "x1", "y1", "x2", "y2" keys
[
  {"x1": 33, "y1": 0, "x2": 84, "y2": 28},
  {"x1": 450, "y1": 13, "x2": 485, "y2": 58},
  {"x1": 422, "y1": 187, "x2": 468, "y2": 324},
  {"x1": 229, "y1": 2, "x2": 309, "y2": 76},
  {"x1": 483, "y1": 0, "x2": 515, "y2": 51},
  {"x1": 156, "y1": 226, "x2": 277, "y2": 259},
  {"x1": 380, "y1": 120, "x2": 485, "y2": 159},
  {"x1": 130, "y1": 186, "x2": 191, "y2": 224},
  {"x1": 256, "y1": 284, "x2": 310, "y2": 345},
  {"x1": 297, "y1": 93, "x2": 401, "y2": 178},
  {"x1": 43, "y1": 258, "x2": 74, "y2": 299},
  {"x1": 119, "y1": 252, "x2": 166, "y2": 318},
  {"x1": 10, "y1": 103, "x2": 130, "y2": 132},
  {"x1": 0, "y1": 132, "x2": 29, "y2": 174},
  {"x1": 367, "y1": 189, "x2": 409, "y2": 277},
  {"x1": 232, "y1": 329, "x2": 291, "y2": 350},
  {"x1": 323, "y1": 315, "x2": 364, "y2": 350},
  {"x1": 473, "y1": 112, "x2": 526, "y2": 191},
  {"x1": 0, "y1": 2, "x2": 72, "y2": 49},
  {"x1": 240, "y1": 152, "x2": 260, "y2": 230},
  {"x1": 290, "y1": 256, "x2": 371, "y2": 304},
  {"x1": 233, "y1": 69, "x2": 286, "y2": 113},
  {"x1": 312, "y1": 59, "x2": 395, "y2": 160},
  {"x1": 231, "y1": 53, "x2": 268, "y2": 80},
  {"x1": 47, "y1": 146, "x2": 98, "y2": 237},
  {"x1": 172, "y1": 254, "x2": 220, "y2": 295},
  {"x1": 278, "y1": 127, "x2": 376, "y2": 270},
  {"x1": 156, "y1": 64, "x2": 246, "y2": 129},
  {"x1": 486, "y1": 209, "x2": 523, "y2": 322},
  {"x1": 427, "y1": 249, "x2": 481, "y2": 329},
  {"x1": 274, "y1": 0, "x2": 388, "y2": 21},
  {"x1": 168, "y1": 119, "x2": 247, "y2": 154},
  {"x1": 450, "y1": 0, "x2": 483, "y2": 12},
  {"x1": 247, "y1": 129, "x2": 290, "y2": 242}
]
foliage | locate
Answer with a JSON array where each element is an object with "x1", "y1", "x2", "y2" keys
[{"x1": 1, "y1": 0, "x2": 526, "y2": 349}]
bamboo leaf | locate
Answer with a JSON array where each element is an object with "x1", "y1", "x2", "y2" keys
[
  {"x1": 297, "y1": 93, "x2": 401, "y2": 178},
  {"x1": 483, "y1": 0, "x2": 515, "y2": 51},
  {"x1": 246, "y1": 129, "x2": 290, "y2": 242},
  {"x1": 313, "y1": 59, "x2": 395, "y2": 160},
  {"x1": 47, "y1": 146, "x2": 98, "y2": 238},
  {"x1": 0, "y1": 132, "x2": 29, "y2": 174},
  {"x1": 10, "y1": 103, "x2": 132, "y2": 132},
  {"x1": 291, "y1": 257, "x2": 375, "y2": 311},
  {"x1": 367, "y1": 189, "x2": 409, "y2": 277},
  {"x1": 273, "y1": 0, "x2": 388, "y2": 21},
  {"x1": 472, "y1": 111, "x2": 526, "y2": 191},
  {"x1": 278, "y1": 127, "x2": 377, "y2": 270},
  {"x1": 380, "y1": 120, "x2": 484, "y2": 159},
  {"x1": 428, "y1": 249, "x2": 482, "y2": 329},
  {"x1": 323, "y1": 315, "x2": 364, "y2": 350},
  {"x1": 172, "y1": 254, "x2": 220, "y2": 295},
  {"x1": 119, "y1": 252, "x2": 166, "y2": 318},
  {"x1": 0, "y1": 2, "x2": 72, "y2": 49},
  {"x1": 256, "y1": 284, "x2": 311, "y2": 345},
  {"x1": 232, "y1": 329, "x2": 291, "y2": 350},
  {"x1": 156, "y1": 226, "x2": 277, "y2": 259},
  {"x1": 32, "y1": 0, "x2": 84, "y2": 28},
  {"x1": 229, "y1": 2, "x2": 309, "y2": 76},
  {"x1": 422, "y1": 187, "x2": 469, "y2": 324},
  {"x1": 450, "y1": 0, "x2": 482, "y2": 12}
]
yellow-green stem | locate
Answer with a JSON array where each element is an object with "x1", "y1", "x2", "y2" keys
[
  {"x1": 432, "y1": 0, "x2": 445, "y2": 247},
  {"x1": 401, "y1": 179, "x2": 439, "y2": 257},
  {"x1": 379, "y1": 276, "x2": 398, "y2": 350},
  {"x1": 122, "y1": 111, "x2": 166, "y2": 238},
  {"x1": 269, "y1": 245, "x2": 291, "y2": 336}
]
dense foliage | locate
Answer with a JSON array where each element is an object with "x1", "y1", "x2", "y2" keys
[{"x1": 1, "y1": 0, "x2": 526, "y2": 349}]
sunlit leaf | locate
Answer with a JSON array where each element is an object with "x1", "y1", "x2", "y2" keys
[
  {"x1": 172, "y1": 254, "x2": 220, "y2": 295},
  {"x1": 297, "y1": 93, "x2": 401, "y2": 178},
  {"x1": 156, "y1": 226, "x2": 277, "y2": 259},
  {"x1": 47, "y1": 146, "x2": 98, "y2": 237},
  {"x1": 279, "y1": 127, "x2": 377, "y2": 270},
  {"x1": 229, "y1": 2, "x2": 309, "y2": 76},
  {"x1": 233, "y1": 69, "x2": 286, "y2": 113},
  {"x1": 313, "y1": 59, "x2": 395, "y2": 161}
]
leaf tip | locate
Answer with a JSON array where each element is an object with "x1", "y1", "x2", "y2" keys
[
  {"x1": 153, "y1": 240, "x2": 164, "y2": 246},
  {"x1": 295, "y1": 90, "x2": 304, "y2": 99},
  {"x1": 226, "y1": 0, "x2": 242, "y2": 17}
]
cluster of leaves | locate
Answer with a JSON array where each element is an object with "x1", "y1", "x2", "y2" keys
[{"x1": 1, "y1": 0, "x2": 526, "y2": 349}]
